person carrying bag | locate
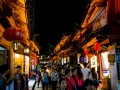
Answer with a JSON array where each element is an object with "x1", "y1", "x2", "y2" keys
[{"x1": 65, "y1": 77, "x2": 77, "y2": 90}]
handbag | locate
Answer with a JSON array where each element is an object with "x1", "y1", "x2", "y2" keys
[
  {"x1": 43, "y1": 72, "x2": 49, "y2": 83},
  {"x1": 65, "y1": 78, "x2": 76, "y2": 90}
]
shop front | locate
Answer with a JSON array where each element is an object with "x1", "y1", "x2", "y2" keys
[
  {"x1": 30, "y1": 52, "x2": 38, "y2": 71},
  {"x1": 14, "y1": 53, "x2": 24, "y2": 73},
  {"x1": 0, "y1": 47, "x2": 8, "y2": 65},
  {"x1": 89, "y1": 55, "x2": 98, "y2": 71}
]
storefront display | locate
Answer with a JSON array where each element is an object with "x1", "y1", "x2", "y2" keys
[
  {"x1": 14, "y1": 53, "x2": 24, "y2": 73},
  {"x1": 63, "y1": 58, "x2": 67, "y2": 64},
  {"x1": 31, "y1": 57, "x2": 36, "y2": 70},
  {"x1": 61, "y1": 58, "x2": 64, "y2": 65},
  {"x1": 79, "y1": 55, "x2": 88, "y2": 64},
  {"x1": 30, "y1": 52, "x2": 38, "y2": 70},
  {"x1": 0, "y1": 47, "x2": 7, "y2": 66},
  {"x1": 25, "y1": 55, "x2": 30, "y2": 77},
  {"x1": 101, "y1": 52, "x2": 110, "y2": 76},
  {"x1": 66, "y1": 57, "x2": 70, "y2": 63},
  {"x1": 90, "y1": 55, "x2": 97, "y2": 71}
]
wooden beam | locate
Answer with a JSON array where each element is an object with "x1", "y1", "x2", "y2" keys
[
  {"x1": 82, "y1": 37, "x2": 97, "y2": 49},
  {"x1": 100, "y1": 38, "x2": 109, "y2": 45}
]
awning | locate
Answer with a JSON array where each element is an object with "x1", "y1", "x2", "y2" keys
[
  {"x1": 19, "y1": 39, "x2": 30, "y2": 47},
  {"x1": 29, "y1": 40, "x2": 39, "y2": 53},
  {"x1": 14, "y1": 44, "x2": 24, "y2": 55}
]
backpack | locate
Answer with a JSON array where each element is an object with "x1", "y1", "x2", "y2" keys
[{"x1": 43, "y1": 72, "x2": 49, "y2": 83}]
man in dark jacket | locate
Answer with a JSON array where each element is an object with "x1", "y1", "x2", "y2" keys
[{"x1": 0, "y1": 64, "x2": 9, "y2": 90}]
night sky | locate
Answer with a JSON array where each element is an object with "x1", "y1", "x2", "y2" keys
[{"x1": 34, "y1": 1, "x2": 89, "y2": 55}]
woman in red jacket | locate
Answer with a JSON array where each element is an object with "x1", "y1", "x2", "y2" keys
[{"x1": 76, "y1": 67, "x2": 84, "y2": 90}]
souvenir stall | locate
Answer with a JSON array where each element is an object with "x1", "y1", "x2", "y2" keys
[
  {"x1": 66, "y1": 56, "x2": 70, "y2": 63},
  {"x1": 14, "y1": 53, "x2": 24, "y2": 73},
  {"x1": 30, "y1": 52, "x2": 38, "y2": 70},
  {"x1": 63, "y1": 57, "x2": 67, "y2": 64},
  {"x1": 89, "y1": 55, "x2": 98, "y2": 71},
  {"x1": 29, "y1": 41, "x2": 39, "y2": 71},
  {"x1": 24, "y1": 46, "x2": 30, "y2": 78}
]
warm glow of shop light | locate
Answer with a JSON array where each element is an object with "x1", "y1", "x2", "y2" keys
[
  {"x1": 24, "y1": 47, "x2": 30, "y2": 54},
  {"x1": 15, "y1": 53, "x2": 19, "y2": 58}
]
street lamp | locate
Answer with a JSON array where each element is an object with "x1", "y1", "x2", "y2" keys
[{"x1": 12, "y1": 41, "x2": 20, "y2": 51}]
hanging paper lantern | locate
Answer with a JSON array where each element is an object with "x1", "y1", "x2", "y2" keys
[
  {"x1": 94, "y1": 42, "x2": 100, "y2": 51},
  {"x1": 84, "y1": 48, "x2": 88, "y2": 55},
  {"x1": 3, "y1": 27, "x2": 25, "y2": 41}
]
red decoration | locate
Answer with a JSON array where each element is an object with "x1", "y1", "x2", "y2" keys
[
  {"x1": 53, "y1": 57, "x2": 57, "y2": 60},
  {"x1": 32, "y1": 60, "x2": 35, "y2": 65},
  {"x1": 3, "y1": 27, "x2": 25, "y2": 41},
  {"x1": 30, "y1": 52, "x2": 36, "y2": 57},
  {"x1": 94, "y1": 42, "x2": 100, "y2": 51},
  {"x1": 54, "y1": 49, "x2": 56, "y2": 53},
  {"x1": 84, "y1": 48, "x2": 88, "y2": 55},
  {"x1": 88, "y1": 53, "x2": 93, "y2": 58}
]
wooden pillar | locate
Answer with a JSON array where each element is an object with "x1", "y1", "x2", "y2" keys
[{"x1": 10, "y1": 43, "x2": 14, "y2": 79}]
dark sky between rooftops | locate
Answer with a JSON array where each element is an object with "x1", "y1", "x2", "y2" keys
[{"x1": 34, "y1": 0, "x2": 89, "y2": 55}]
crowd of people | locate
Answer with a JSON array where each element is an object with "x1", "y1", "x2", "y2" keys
[
  {"x1": 32, "y1": 62, "x2": 101, "y2": 90},
  {"x1": 0, "y1": 62, "x2": 101, "y2": 90}
]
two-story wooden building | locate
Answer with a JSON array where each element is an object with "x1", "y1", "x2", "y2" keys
[
  {"x1": 52, "y1": 33, "x2": 72, "y2": 64},
  {"x1": 0, "y1": 0, "x2": 39, "y2": 78}
]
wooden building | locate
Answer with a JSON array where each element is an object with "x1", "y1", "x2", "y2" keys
[{"x1": 0, "y1": 0, "x2": 39, "y2": 78}]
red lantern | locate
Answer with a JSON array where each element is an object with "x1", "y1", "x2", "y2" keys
[
  {"x1": 3, "y1": 27, "x2": 25, "y2": 41},
  {"x1": 84, "y1": 48, "x2": 88, "y2": 55},
  {"x1": 94, "y1": 42, "x2": 100, "y2": 51}
]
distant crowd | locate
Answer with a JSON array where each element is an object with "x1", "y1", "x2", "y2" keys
[{"x1": 30, "y1": 63, "x2": 102, "y2": 90}]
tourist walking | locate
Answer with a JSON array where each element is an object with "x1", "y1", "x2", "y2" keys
[
  {"x1": 41, "y1": 67, "x2": 49, "y2": 90},
  {"x1": 76, "y1": 67, "x2": 84, "y2": 90},
  {"x1": 14, "y1": 65, "x2": 22, "y2": 90},
  {"x1": 51, "y1": 66, "x2": 59, "y2": 90},
  {"x1": 81, "y1": 63, "x2": 90, "y2": 81}
]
